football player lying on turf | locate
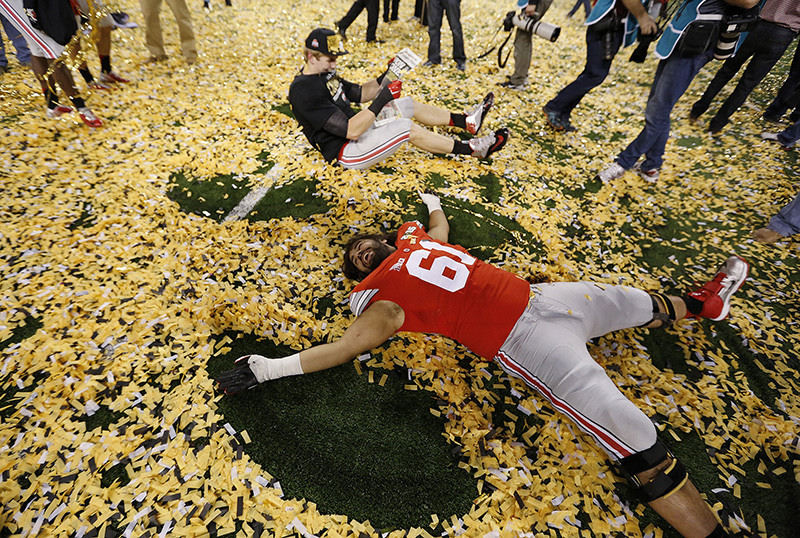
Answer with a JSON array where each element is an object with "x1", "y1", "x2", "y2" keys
[
  {"x1": 217, "y1": 192, "x2": 748, "y2": 538},
  {"x1": 288, "y1": 28, "x2": 509, "y2": 169}
]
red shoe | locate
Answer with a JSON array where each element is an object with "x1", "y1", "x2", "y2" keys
[
  {"x1": 686, "y1": 255, "x2": 749, "y2": 321},
  {"x1": 45, "y1": 105, "x2": 73, "y2": 119},
  {"x1": 78, "y1": 107, "x2": 103, "y2": 128},
  {"x1": 100, "y1": 71, "x2": 130, "y2": 84}
]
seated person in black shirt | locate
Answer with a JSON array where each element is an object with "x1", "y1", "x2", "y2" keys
[{"x1": 289, "y1": 28, "x2": 510, "y2": 169}]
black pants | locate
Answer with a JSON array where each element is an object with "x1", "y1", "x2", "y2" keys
[
  {"x1": 338, "y1": 0, "x2": 379, "y2": 41},
  {"x1": 383, "y1": 0, "x2": 400, "y2": 21},
  {"x1": 691, "y1": 19, "x2": 797, "y2": 131},
  {"x1": 765, "y1": 40, "x2": 800, "y2": 122}
]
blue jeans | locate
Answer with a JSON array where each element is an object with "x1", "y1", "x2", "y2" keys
[
  {"x1": 0, "y1": 13, "x2": 31, "y2": 67},
  {"x1": 768, "y1": 190, "x2": 800, "y2": 237},
  {"x1": 567, "y1": 0, "x2": 591, "y2": 18},
  {"x1": 427, "y1": 0, "x2": 465, "y2": 64},
  {"x1": 616, "y1": 50, "x2": 714, "y2": 171},
  {"x1": 546, "y1": 25, "x2": 622, "y2": 119}
]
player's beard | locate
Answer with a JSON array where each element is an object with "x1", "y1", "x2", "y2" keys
[{"x1": 368, "y1": 242, "x2": 394, "y2": 272}]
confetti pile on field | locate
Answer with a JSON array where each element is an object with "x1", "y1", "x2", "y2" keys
[{"x1": 1, "y1": 0, "x2": 799, "y2": 536}]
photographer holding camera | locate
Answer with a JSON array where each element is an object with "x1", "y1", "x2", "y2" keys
[
  {"x1": 542, "y1": 0, "x2": 659, "y2": 132},
  {"x1": 498, "y1": 0, "x2": 554, "y2": 90}
]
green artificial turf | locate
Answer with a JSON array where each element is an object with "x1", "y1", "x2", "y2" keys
[{"x1": 206, "y1": 332, "x2": 478, "y2": 531}]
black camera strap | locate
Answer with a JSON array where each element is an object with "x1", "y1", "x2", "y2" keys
[
  {"x1": 497, "y1": 29, "x2": 515, "y2": 68},
  {"x1": 474, "y1": 22, "x2": 509, "y2": 63}
]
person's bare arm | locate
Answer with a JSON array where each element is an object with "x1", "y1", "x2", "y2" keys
[
  {"x1": 346, "y1": 81, "x2": 398, "y2": 139},
  {"x1": 419, "y1": 192, "x2": 449, "y2": 242},
  {"x1": 620, "y1": 0, "x2": 657, "y2": 35},
  {"x1": 300, "y1": 300, "x2": 404, "y2": 373},
  {"x1": 360, "y1": 79, "x2": 381, "y2": 102},
  {"x1": 346, "y1": 109, "x2": 379, "y2": 139},
  {"x1": 216, "y1": 301, "x2": 404, "y2": 394}
]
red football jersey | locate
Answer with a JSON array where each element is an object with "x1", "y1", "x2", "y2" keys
[{"x1": 349, "y1": 221, "x2": 530, "y2": 359}]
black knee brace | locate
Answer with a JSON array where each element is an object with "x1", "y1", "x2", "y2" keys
[
  {"x1": 639, "y1": 293, "x2": 677, "y2": 328},
  {"x1": 615, "y1": 439, "x2": 688, "y2": 502}
]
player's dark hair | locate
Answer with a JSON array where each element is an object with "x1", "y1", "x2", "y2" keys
[{"x1": 342, "y1": 232, "x2": 397, "y2": 281}]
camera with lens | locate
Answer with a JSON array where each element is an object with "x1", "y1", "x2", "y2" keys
[
  {"x1": 713, "y1": 14, "x2": 755, "y2": 60},
  {"x1": 502, "y1": 9, "x2": 560, "y2": 42}
]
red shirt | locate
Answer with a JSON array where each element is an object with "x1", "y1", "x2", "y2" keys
[{"x1": 349, "y1": 222, "x2": 530, "y2": 359}]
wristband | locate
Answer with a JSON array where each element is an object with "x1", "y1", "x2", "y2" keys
[
  {"x1": 376, "y1": 67, "x2": 390, "y2": 85},
  {"x1": 248, "y1": 353, "x2": 303, "y2": 382},
  {"x1": 368, "y1": 84, "x2": 394, "y2": 115}
]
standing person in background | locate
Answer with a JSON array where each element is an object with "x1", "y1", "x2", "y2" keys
[
  {"x1": 0, "y1": 11, "x2": 30, "y2": 72},
  {"x1": 423, "y1": 0, "x2": 466, "y2": 70},
  {"x1": 595, "y1": 0, "x2": 761, "y2": 184},
  {"x1": 336, "y1": 0, "x2": 382, "y2": 43},
  {"x1": 498, "y1": 0, "x2": 553, "y2": 90},
  {"x1": 542, "y1": 0, "x2": 657, "y2": 131},
  {"x1": 0, "y1": 0, "x2": 102, "y2": 126},
  {"x1": 689, "y1": 0, "x2": 800, "y2": 135},
  {"x1": 139, "y1": 0, "x2": 197, "y2": 63}
]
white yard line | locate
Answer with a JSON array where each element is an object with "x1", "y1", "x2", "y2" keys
[{"x1": 223, "y1": 164, "x2": 284, "y2": 222}]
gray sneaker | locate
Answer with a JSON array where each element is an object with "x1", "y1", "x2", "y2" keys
[{"x1": 594, "y1": 162, "x2": 626, "y2": 183}]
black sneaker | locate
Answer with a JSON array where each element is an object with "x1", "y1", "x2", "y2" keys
[
  {"x1": 543, "y1": 106, "x2": 565, "y2": 131},
  {"x1": 335, "y1": 21, "x2": 347, "y2": 41}
]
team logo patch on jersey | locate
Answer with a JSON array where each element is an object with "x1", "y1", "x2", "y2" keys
[{"x1": 390, "y1": 257, "x2": 405, "y2": 271}]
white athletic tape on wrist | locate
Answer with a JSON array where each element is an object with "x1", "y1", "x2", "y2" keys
[
  {"x1": 424, "y1": 199, "x2": 442, "y2": 214},
  {"x1": 419, "y1": 194, "x2": 442, "y2": 214},
  {"x1": 248, "y1": 353, "x2": 303, "y2": 382}
]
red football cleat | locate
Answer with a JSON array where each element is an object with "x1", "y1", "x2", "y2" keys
[{"x1": 686, "y1": 255, "x2": 749, "y2": 321}]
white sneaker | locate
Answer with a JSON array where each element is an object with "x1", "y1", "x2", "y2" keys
[
  {"x1": 465, "y1": 92, "x2": 494, "y2": 135},
  {"x1": 45, "y1": 105, "x2": 73, "y2": 119},
  {"x1": 594, "y1": 162, "x2": 626, "y2": 183},
  {"x1": 634, "y1": 163, "x2": 660, "y2": 182}
]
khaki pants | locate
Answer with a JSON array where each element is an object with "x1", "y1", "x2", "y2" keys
[{"x1": 139, "y1": 0, "x2": 196, "y2": 61}]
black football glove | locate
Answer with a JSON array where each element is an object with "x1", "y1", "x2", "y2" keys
[{"x1": 215, "y1": 357, "x2": 258, "y2": 395}]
